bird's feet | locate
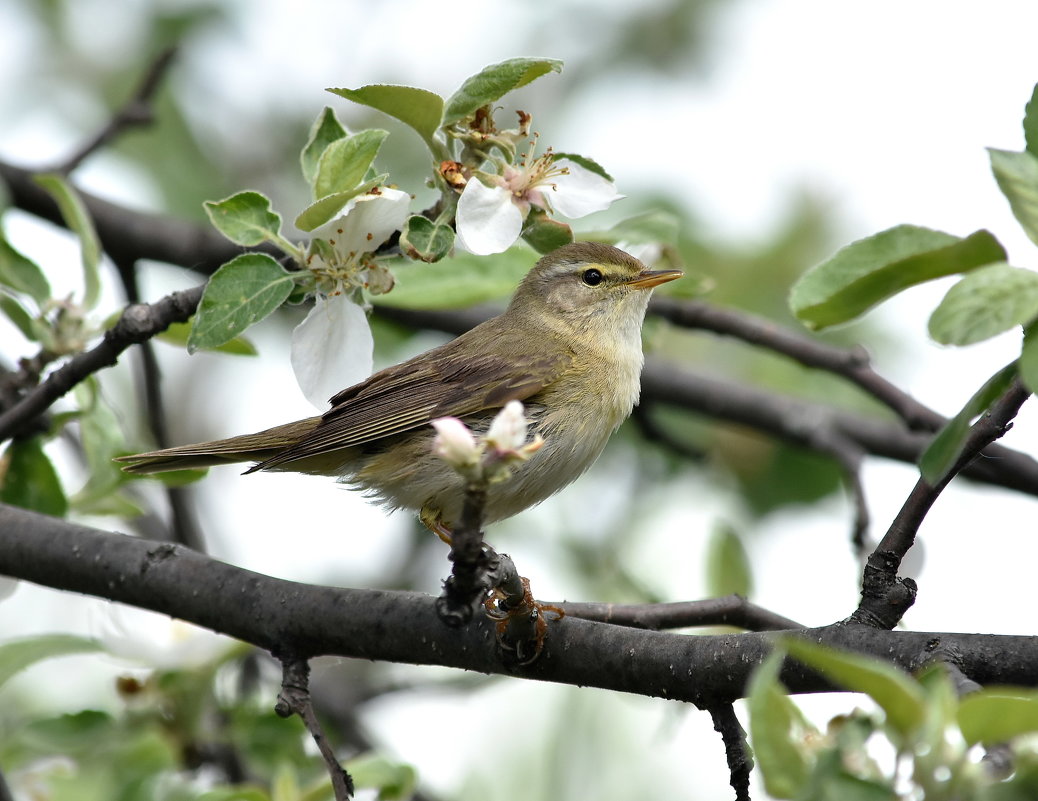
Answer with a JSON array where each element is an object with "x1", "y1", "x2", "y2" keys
[{"x1": 484, "y1": 576, "x2": 564, "y2": 665}]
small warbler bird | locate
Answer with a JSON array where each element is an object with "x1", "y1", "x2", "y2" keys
[{"x1": 119, "y1": 242, "x2": 682, "y2": 533}]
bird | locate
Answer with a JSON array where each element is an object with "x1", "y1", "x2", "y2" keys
[{"x1": 118, "y1": 241, "x2": 682, "y2": 535}]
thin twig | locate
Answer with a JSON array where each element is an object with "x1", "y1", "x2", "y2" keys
[
  {"x1": 0, "y1": 285, "x2": 203, "y2": 444},
  {"x1": 854, "y1": 378, "x2": 1032, "y2": 629},
  {"x1": 55, "y1": 47, "x2": 178, "y2": 174},
  {"x1": 709, "y1": 703, "x2": 753, "y2": 801},
  {"x1": 557, "y1": 596, "x2": 802, "y2": 632},
  {"x1": 436, "y1": 481, "x2": 492, "y2": 626},
  {"x1": 275, "y1": 657, "x2": 354, "y2": 800}
]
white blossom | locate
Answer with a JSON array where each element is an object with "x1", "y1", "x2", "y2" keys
[
  {"x1": 485, "y1": 399, "x2": 529, "y2": 453},
  {"x1": 291, "y1": 293, "x2": 374, "y2": 409},
  {"x1": 93, "y1": 603, "x2": 236, "y2": 670},
  {"x1": 456, "y1": 156, "x2": 622, "y2": 255},
  {"x1": 292, "y1": 188, "x2": 410, "y2": 409}
]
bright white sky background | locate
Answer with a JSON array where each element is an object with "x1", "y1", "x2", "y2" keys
[{"x1": 3, "y1": 1, "x2": 1038, "y2": 798}]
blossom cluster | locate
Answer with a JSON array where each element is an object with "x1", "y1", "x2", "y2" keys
[{"x1": 431, "y1": 400, "x2": 544, "y2": 484}]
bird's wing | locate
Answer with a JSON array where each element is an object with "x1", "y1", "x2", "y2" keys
[{"x1": 249, "y1": 345, "x2": 570, "y2": 471}]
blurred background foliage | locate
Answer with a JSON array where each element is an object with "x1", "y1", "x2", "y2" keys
[{"x1": 0, "y1": 0, "x2": 907, "y2": 799}]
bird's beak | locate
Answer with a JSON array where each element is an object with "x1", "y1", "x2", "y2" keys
[{"x1": 624, "y1": 269, "x2": 684, "y2": 290}]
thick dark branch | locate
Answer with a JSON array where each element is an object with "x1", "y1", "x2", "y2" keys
[
  {"x1": 3, "y1": 503, "x2": 1038, "y2": 706},
  {"x1": 854, "y1": 378, "x2": 1032, "y2": 629},
  {"x1": 55, "y1": 47, "x2": 178, "y2": 174},
  {"x1": 0, "y1": 286, "x2": 203, "y2": 444}
]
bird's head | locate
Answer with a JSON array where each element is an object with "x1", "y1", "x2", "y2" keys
[{"x1": 509, "y1": 242, "x2": 683, "y2": 338}]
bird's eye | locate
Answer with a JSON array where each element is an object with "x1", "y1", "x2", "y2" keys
[{"x1": 581, "y1": 268, "x2": 604, "y2": 286}]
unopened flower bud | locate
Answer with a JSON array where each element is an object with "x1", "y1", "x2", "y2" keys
[
  {"x1": 431, "y1": 417, "x2": 480, "y2": 468},
  {"x1": 485, "y1": 400, "x2": 529, "y2": 453}
]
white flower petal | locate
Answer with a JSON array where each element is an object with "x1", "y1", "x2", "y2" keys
[
  {"x1": 546, "y1": 160, "x2": 624, "y2": 219},
  {"x1": 291, "y1": 294, "x2": 373, "y2": 410},
  {"x1": 485, "y1": 400, "x2": 528, "y2": 452},
  {"x1": 456, "y1": 178, "x2": 523, "y2": 255},
  {"x1": 431, "y1": 417, "x2": 480, "y2": 467},
  {"x1": 316, "y1": 188, "x2": 411, "y2": 257},
  {"x1": 93, "y1": 603, "x2": 235, "y2": 670}
]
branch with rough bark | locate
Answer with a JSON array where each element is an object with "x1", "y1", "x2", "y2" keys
[{"x1": 3, "y1": 503, "x2": 1038, "y2": 706}]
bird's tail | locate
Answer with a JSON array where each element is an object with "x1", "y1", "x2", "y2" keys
[{"x1": 116, "y1": 417, "x2": 322, "y2": 474}]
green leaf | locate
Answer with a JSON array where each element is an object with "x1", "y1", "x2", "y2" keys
[
  {"x1": 790, "y1": 226, "x2": 1006, "y2": 330},
  {"x1": 346, "y1": 753, "x2": 418, "y2": 799},
  {"x1": 294, "y1": 175, "x2": 387, "y2": 232},
  {"x1": 0, "y1": 634, "x2": 103, "y2": 690},
  {"x1": 1, "y1": 436, "x2": 67, "y2": 516},
  {"x1": 782, "y1": 637, "x2": 925, "y2": 739},
  {"x1": 553, "y1": 152, "x2": 614, "y2": 182},
  {"x1": 371, "y1": 249, "x2": 532, "y2": 309},
  {"x1": 398, "y1": 215, "x2": 454, "y2": 263},
  {"x1": 706, "y1": 521, "x2": 753, "y2": 598},
  {"x1": 328, "y1": 85, "x2": 444, "y2": 149},
  {"x1": 521, "y1": 213, "x2": 573, "y2": 254},
  {"x1": 33, "y1": 173, "x2": 101, "y2": 308},
  {"x1": 919, "y1": 362, "x2": 1018, "y2": 484},
  {"x1": 0, "y1": 234, "x2": 50, "y2": 304},
  {"x1": 0, "y1": 293, "x2": 37, "y2": 340},
  {"x1": 69, "y1": 380, "x2": 135, "y2": 515},
  {"x1": 959, "y1": 689, "x2": 1038, "y2": 745},
  {"x1": 990, "y1": 148, "x2": 1038, "y2": 247},
  {"x1": 204, "y1": 191, "x2": 283, "y2": 247},
  {"x1": 443, "y1": 58, "x2": 564, "y2": 125},
  {"x1": 301, "y1": 106, "x2": 347, "y2": 185},
  {"x1": 929, "y1": 262, "x2": 1038, "y2": 346},
  {"x1": 156, "y1": 320, "x2": 258, "y2": 355},
  {"x1": 1024, "y1": 83, "x2": 1038, "y2": 158},
  {"x1": 187, "y1": 254, "x2": 295, "y2": 353},
  {"x1": 747, "y1": 649, "x2": 812, "y2": 798},
  {"x1": 314, "y1": 129, "x2": 388, "y2": 200},
  {"x1": 1021, "y1": 322, "x2": 1038, "y2": 393}
]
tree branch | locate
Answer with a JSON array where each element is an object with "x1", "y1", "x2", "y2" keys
[
  {"x1": 709, "y1": 703, "x2": 752, "y2": 801},
  {"x1": 0, "y1": 285, "x2": 203, "y2": 443},
  {"x1": 275, "y1": 657, "x2": 354, "y2": 800},
  {"x1": 854, "y1": 378, "x2": 1032, "y2": 629},
  {"x1": 3, "y1": 503, "x2": 1038, "y2": 707}
]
